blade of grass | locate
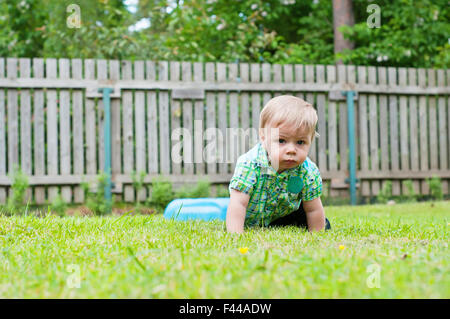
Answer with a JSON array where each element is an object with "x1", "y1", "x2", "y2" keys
[
  {"x1": 112, "y1": 208, "x2": 135, "y2": 225},
  {"x1": 126, "y1": 246, "x2": 146, "y2": 271}
]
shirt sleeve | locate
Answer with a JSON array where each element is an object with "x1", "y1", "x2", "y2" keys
[
  {"x1": 301, "y1": 161, "x2": 323, "y2": 201},
  {"x1": 228, "y1": 158, "x2": 258, "y2": 195}
]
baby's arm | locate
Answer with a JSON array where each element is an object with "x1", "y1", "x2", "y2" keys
[
  {"x1": 302, "y1": 197, "x2": 326, "y2": 232},
  {"x1": 226, "y1": 189, "x2": 250, "y2": 234}
]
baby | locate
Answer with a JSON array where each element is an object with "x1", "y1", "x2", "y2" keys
[{"x1": 226, "y1": 95, "x2": 330, "y2": 234}]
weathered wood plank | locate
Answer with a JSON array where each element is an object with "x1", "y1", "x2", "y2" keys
[
  {"x1": 427, "y1": 69, "x2": 438, "y2": 171},
  {"x1": 84, "y1": 59, "x2": 97, "y2": 179},
  {"x1": 46, "y1": 58, "x2": 59, "y2": 201},
  {"x1": 368, "y1": 66, "x2": 380, "y2": 196},
  {"x1": 217, "y1": 63, "x2": 228, "y2": 174},
  {"x1": 97, "y1": 59, "x2": 107, "y2": 173},
  {"x1": 337, "y1": 65, "x2": 348, "y2": 176},
  {"x1": 170, "y1": 61, "x2": 181, "y2": 175},
  {"x1": 436, "y1": 69, "x2": 448, "y2": 194},
  {"x1": 305, "y1": 65, "x2": 316, "y2": 163},
  {"x1": 377, "y1": 67, "x2": 389, "y2": 194},
  {"x1": 227, "y1": 63, "x2": 239, "y2": 172},
  {"x1": 357, "y1": 66, "x2": 370, "y2": 196},
  {"x1": 59, "y1": 58, "x2": 72, "y2": 203},
  {"x1": 72, "y1": 58, "x2": 85, "y2": 203},
  {"x1": 262, "y1": 63, "x2": 272, "y2": 106},
  {"x1": 315, "y1": 65, "x2": 326, "y2": 172},
  {"x1": 239, "y1": 63, "x2": 250, "y2": 155},
  {"x1": 205, "y1": 62, "x2": 217, "y2": 174},
  {"x1": 7, "y1": 58, "x2": 19, "y2": 186},
  {"x1": 134, "y1": 60, "x2": 147, "y2": 201},
  {"x1": 388, "y1": 67, "x2": 400, "y2": 196},
  {"x1": 146, "y1": 61, "x2": 158, "y2": 177},
  {"x1": 33, "y1": 58, "x2": 46, "y2": 204},
  {"x1": 182, "y1": 61, "x2": 194, "y2": 175},
  {"x1": 0, "y1": 58, "x2": 5, "y2": 203},
  {"x1": 326, "y1": 65, "x2": 339, "y2": 197},
  {"x1": 157, "y1": 61, "x2": 170, "y2": 175},
  {"x1": 418, "y1": 68, "x2": 429, "y2": 195},
  {"x1": 122, "y1": 60, "x2": 134, "y2": 202},
  {"x1": 19, "y1": 58, "x2": 32, "y2": 203},
  {"x1": 407, "y1": 68, "x2": 420, "y2": 195}
]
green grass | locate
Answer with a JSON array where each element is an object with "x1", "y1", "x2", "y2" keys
[{"x1": 0, "y1": 201, "x2": 449, "y2": 298}]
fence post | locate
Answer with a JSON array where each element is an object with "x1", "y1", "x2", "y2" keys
[
  {"x1": 342, "y1": 90, "x2": 357, "y2": 205},
  {"x1": 99, "y1": 87, "x2": 113, "y2": 212}
]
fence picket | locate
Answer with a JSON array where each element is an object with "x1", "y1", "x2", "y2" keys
[
  {"x1": 217, "y1": 63, "x2": 227, "y2": 174},
  {"x1": 358, "y1": 66, "x2": 370, "y2": 196},
  {"x1": 437, "y1": 69, "x2": 448, "y2": 194},
  {"x1": 418, "y1": 68, "x2": 429, "y2": 194},
  {"x1": 72, "y1": 59, "x2": 85, "y2": 203},
  {"x1": 134, "y1": 60, "x2": 147, "y2": 201},
  {"x1": 368, "y1": 66, "x2": 380, "y2": 196},
  {"x1": 193, "y1": 62, "x2": 205, "y2": 175},
  {"x1": 388, "y1": 67, "x2": 401, "y2": 196},
  {"x1": 0, "y1": 58, "x2": 5, "y2": 203},
  {"x1": 19, "y1": 58, "x2": 32, "y2": 203},
  {"x1": 407, "y1": 68, "x2": 420, "y2": 195},
  {"x1": 122, "y1": 60, "x2": 134, "y2": 202},
  {"x1": 205, "y1": 62, "x2": 217, "y2": 175},
  {"x1": 59, "y1": 58, "x2": 72, "y2": 203}
]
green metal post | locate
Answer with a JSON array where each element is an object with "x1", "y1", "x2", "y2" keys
[
  {"x1": 99, "y1": 88, "x2": 113, "y2": 211},
  {"x1": 342, "y1": 91, "x2": 357, "y2": 205}
]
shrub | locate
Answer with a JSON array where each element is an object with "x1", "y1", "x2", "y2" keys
[
  {"x1": 7, "y1": 166, "x2": 29, "y2": 215},
  {"x1": 147, "y1": 176, "x2": 175, "y2": 213},
  {"x1": 81, "y1": 171, "x2": 112, "y2": 216},
  {"x1": 402, "y1": 180, "x2": 417, "y2": 202},
  {"x1": 216, "y1": 185, "x2": 230, "y2": 197},
  {"x1": 131, "y1": 170, "x2": 147, "y2": 214},
  {"x1": 426, "y1": 176, "x2": 443, "y2": 201},
  {"x1": 176, "y1": 179, "x2": 211, "y2": 198},
  {"x1": 49, "y1": 192, "x2": 68, "y2": 217},
  {"x1": 376, "y1": 180, "x2": 392, "y2": 204}
]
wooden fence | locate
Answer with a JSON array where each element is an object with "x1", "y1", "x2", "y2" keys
[{"x1": 0, "y1": 58, "x2": 448, "y2": 204}]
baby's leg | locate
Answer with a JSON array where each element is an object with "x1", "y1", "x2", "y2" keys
[{"x1": 268, "y1": 202, "x2": 331, "y2": 230}]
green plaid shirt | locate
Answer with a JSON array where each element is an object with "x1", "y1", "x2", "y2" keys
[{"x1": 229, "y1": 142, "x2": 323, "y2": 227}]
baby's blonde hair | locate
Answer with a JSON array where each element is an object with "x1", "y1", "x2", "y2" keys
[{"x1": 259, "y1": 95, "x2": 319, "y2": 142}]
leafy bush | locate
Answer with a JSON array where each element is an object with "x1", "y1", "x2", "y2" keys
[
  {"x1": 131, "y1": 170, "x2": 148, "y2": 214},
  {"x1": 176, "y1": 179, "x2": 211, "y2": 199},
  {"x1": 402, "y1": 180, "x2": 417, "y2": 202},
  {"x1": 49, "y1": 192, "x2": 68, "y2": 217},
  {"x1": 81, "y1": 171, "x2": 112, "y2": 216},
  {"x1": 6, "y1": 166, "x2": 29, "y2": 215},
  {"x1": 216, "y1": 185, "x2": 230, "y2": 198},
  {"x1": 426, "y1": 176, "x2": 443, "y2": 201},
  {"x1": 147, "y1": 176, "x2": 175, "y2": 213},
  {"x1": 376, "y1": 180, "x2": 392, "y2": 204}
]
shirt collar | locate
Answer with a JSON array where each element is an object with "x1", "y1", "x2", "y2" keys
[{"x1": 255, "y1": 143, "x2": 300, "y2": 178}]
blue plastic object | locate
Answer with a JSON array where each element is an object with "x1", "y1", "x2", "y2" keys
[{"x1": 163, "y1": 198, "x2": 230, "y2": 221}]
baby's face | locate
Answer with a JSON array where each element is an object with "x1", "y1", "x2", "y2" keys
[{"x1": 260, "y1": 123, "x2": 312, "y2": 174}]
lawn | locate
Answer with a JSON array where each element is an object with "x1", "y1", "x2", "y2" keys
[{"x1": 0, "y1": 201, "x2": 448, "y2": 298}]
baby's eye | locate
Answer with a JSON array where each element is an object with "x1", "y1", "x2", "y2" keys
[
  {"x1": 278, "y1": 139, "x2": 285, "y2": 144},
  {"x1": 297, "y1": 140, "x2": 305, "y2": 145}
]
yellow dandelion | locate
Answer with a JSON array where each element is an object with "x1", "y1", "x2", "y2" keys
[
  {"x1": 339, "y1": 245, "x2": 345, "y2": 250},
  {"x1": 239, "y1": 247, "x2": 249, "y2": 254}
]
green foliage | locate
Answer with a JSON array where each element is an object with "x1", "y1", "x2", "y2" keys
[
  {"x1": 131, "y1": 170, "x2": 148, "y2": 214},
  {"x1": 176, "y1": 179, "x2": 211, "y2": 199},
  {"x1": 426, "y1": 176, "x2": 443, "y2": 201},
  {"x1": 49, "y1": 192, "x2": 68, "y2": 217},
  {"x1": 147, "y1": 176, "x2": 176, "y2": 213},
  {"x1": 215, "y1": 185, "x2": 230, "y2": 198},
  {"x1": 339, "y1": 0, "x2": 450, "y2": 68},
  {"x1": 6, "y1": 166, "x2": 29, "y2": 215},
  {"x1": 1, "y1": 0, "x2": 447, "y2": 67},
  {"x1": 401, "y1": 180, "x2": 417, "y2": 202},
  {"x1": 81, "y1": 171, "x2": 112, "y2": 216},
  {"x1": 376, "y1": 180, "x2": 392, "y2": 204}
]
